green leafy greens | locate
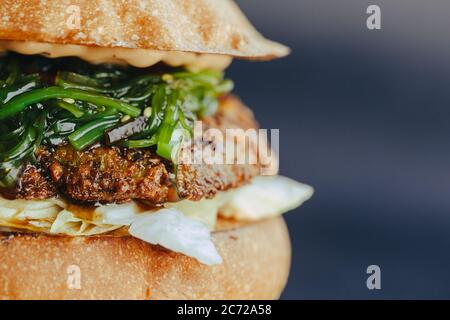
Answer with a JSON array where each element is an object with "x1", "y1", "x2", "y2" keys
[{"x1": 0, "y1": 54, "x2": 233, "y2": 187}]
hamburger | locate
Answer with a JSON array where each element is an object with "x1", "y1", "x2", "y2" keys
[{"x1": 0, "y1": 0, "x2": 313, "y2": 300}]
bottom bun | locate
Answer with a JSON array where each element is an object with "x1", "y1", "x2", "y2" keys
[{"x1": 0, "y1": 217, "x2": 291, "y2": 300}]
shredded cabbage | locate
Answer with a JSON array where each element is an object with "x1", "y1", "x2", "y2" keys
[
  {"x1": 50, "y1": 210, "x2": 121, "y2": 236},
  {"x1": 0, "y1": 175, "x2": 313, "y2": 265},
  {"x1": 220, "y1": 175, "x2": 314, "y2": 220},
  {"x1": 129, "y1": 209, "x2": 222, "y2": 265}
]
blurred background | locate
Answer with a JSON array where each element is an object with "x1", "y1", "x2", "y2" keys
[{"x1": 231, "y1": 0, "x2": 450, "y2": 299}]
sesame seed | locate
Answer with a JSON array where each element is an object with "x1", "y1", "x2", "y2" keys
[
  {"x1": 162, "y1": 74, "x2": 174, "y2": 83},
  {"x1": 144, "y1": 107, "x2": 152, "y2": 118},
  {"x1": 121, "y1": 115, "x2": 131, "y2": 123},
  {"x1": 63, "y1": 98, "x2": 75, "y2": 104}
]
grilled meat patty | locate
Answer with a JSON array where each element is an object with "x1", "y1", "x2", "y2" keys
[
  {"x1": 38, "y1": 145, "x2": 172, "y2": 203},
  {"x1": 3, "y1": 96, "x2": 261, "y2": 204}
]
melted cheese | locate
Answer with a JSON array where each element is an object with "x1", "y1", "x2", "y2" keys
[{"x1": 0, "y1": 40, "x2": 232, "y2": 70}]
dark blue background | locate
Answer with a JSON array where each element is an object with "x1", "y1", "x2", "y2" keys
[{"x1": 230, "y1": 0, "x2": 450, "y2": 299}]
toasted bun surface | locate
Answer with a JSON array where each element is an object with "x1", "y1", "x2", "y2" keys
[
  {"x1": 0, "y1": 217, "x2": 291, "y2": 300},
  {"x1": 0, "y1": 0, "x2": 289, "y2": 59}
]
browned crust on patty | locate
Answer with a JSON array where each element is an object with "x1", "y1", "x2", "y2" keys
[
  {"x1": 0, "y1": 217, "x2": 291, "y2": 300},
  {"x1": 176, "y1": 95, "x2": 261, "y2": 200},
  {"x1": 47, "y1": 146, "x2": 172, "y2": 203}
]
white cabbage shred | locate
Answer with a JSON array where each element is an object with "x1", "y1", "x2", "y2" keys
[
  {"x1": 220, "y1": 176, "x2": 314, "y2": 220},
  {"x1": 128, "y1": 209, "x2": 222, "y2": 265}
]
